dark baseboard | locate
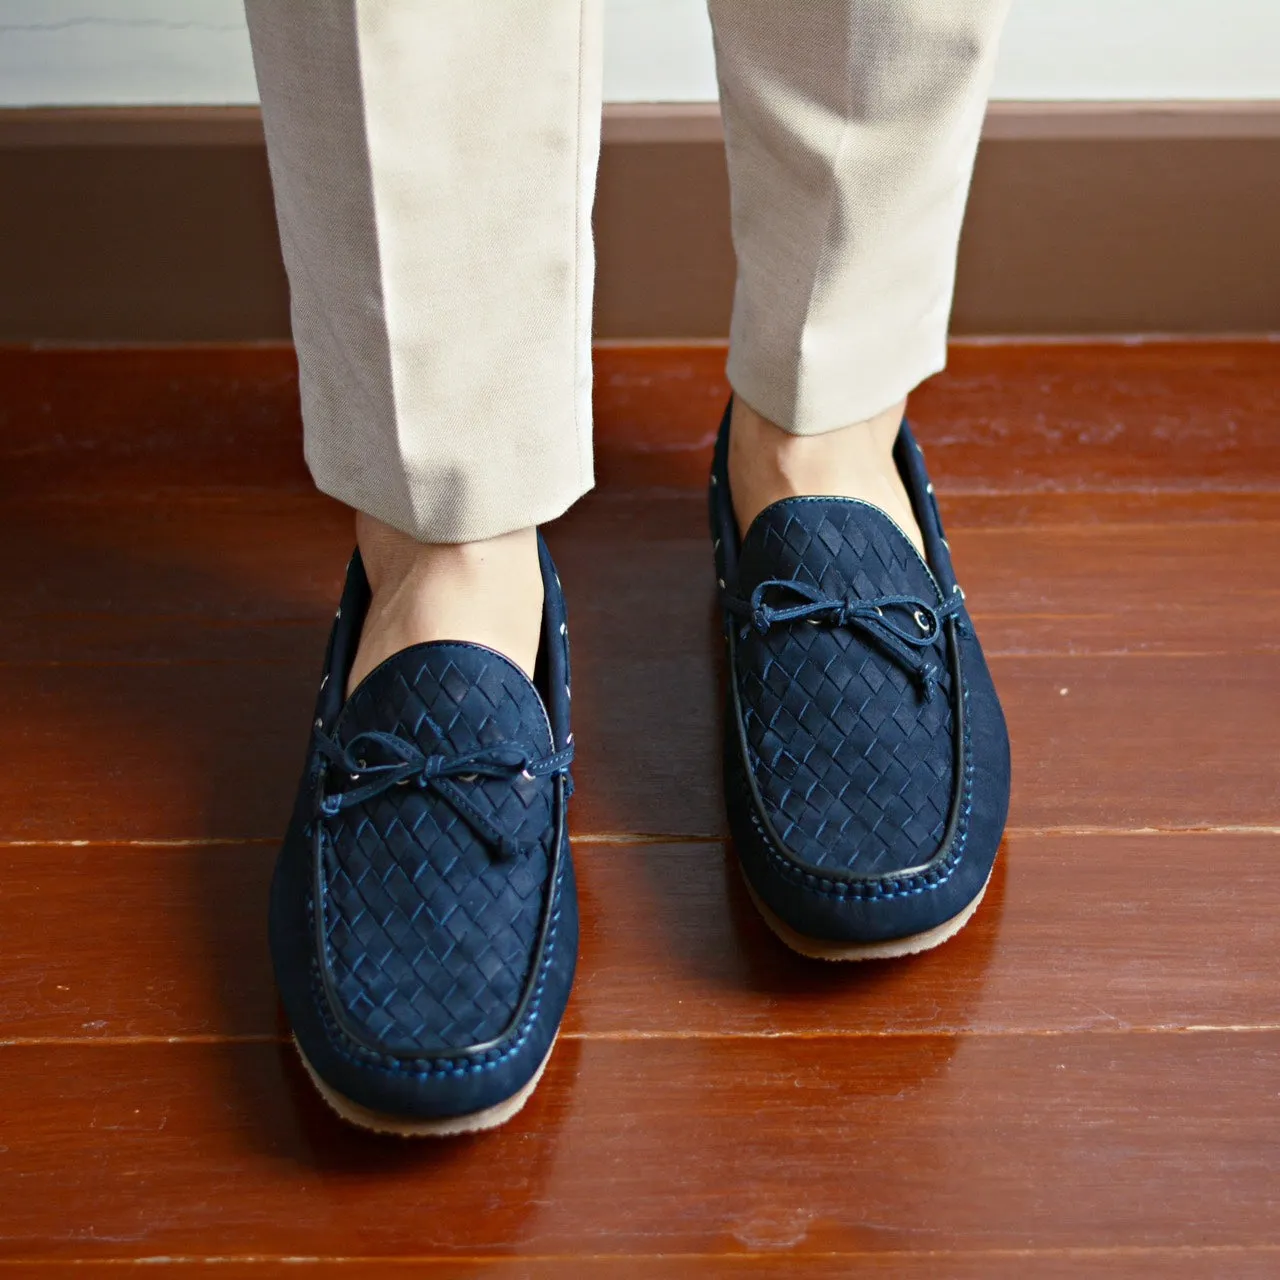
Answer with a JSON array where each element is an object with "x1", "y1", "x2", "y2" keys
[{"x1": 2, "y1": 103, "x2": 1278, "y2": 342}]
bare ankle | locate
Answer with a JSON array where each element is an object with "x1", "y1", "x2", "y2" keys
[
  {"x1": 348, "y1": 515, "x2": 544, "y2": 693},
  {"x1": 727, "y1": 396, "x2": 923, "y2": 555},
  {"x1": 357, "y1": 513, "x2": 531, "y2": 589}
]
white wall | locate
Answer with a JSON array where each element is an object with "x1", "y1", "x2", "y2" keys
[{"x1": 1, "y1": 0, "x2": 1278, "y2": 107}]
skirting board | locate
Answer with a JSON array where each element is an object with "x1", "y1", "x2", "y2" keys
[{"x1": 1, "y1": 102, "x2": 1278, "y2": 341}]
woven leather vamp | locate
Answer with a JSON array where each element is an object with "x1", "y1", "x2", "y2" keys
[
  {"x1": 319, "y1": 645, "x2": 556, "y2": 1053},
  {"x1": 735, "y1": 500, "x2": 955, "y2": 876}
]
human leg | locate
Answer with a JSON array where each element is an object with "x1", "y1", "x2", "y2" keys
[
  {"x1": 708, "y1": 0, "x2": 1010, "y2": 550},
  {"x1": 246, "y1": 0, "x2": 601, "y2": 1130}
]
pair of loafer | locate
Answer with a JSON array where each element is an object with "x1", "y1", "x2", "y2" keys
[{"x1": 271, "y1": 404, "x2": 1010, "y2": 1135}]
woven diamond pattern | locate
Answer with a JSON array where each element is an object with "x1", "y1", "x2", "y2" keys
[
  {"x1": 735, "y1": 501, "x2": 955, "y2": 875},
  {"x1": 319, "y1": 646, "x2": 556, "y2": 1052}
]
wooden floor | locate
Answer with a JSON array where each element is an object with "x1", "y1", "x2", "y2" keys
[{"x1": 2, "y1": 341, "x2": 1279, "y2": 1275}]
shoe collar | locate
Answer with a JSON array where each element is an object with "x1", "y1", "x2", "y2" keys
[
  {"x1": 710, "y1": 397, "x2": 962, "y2": 603},
  {"x1": 311, "y1": 533, "x2": 572, "y2": 755}
]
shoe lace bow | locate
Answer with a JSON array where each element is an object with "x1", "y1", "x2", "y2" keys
[
  {"x1": 723, "y1": 577, "x2": 965, "y2": 700},
  {"x1": 315, "y1": 727, "x2": 574, "y2": 859}
]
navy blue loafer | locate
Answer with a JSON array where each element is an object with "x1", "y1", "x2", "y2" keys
[
  {"x1": 710, "y1": 403, "x2": 1010, "y2": 960},
  {"x1": 270, "y1": 536, "x2": 577, "y2": 1134}
]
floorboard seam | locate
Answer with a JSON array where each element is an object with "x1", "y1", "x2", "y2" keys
[
  {"x1": 6, "y1": 1025, "x2": 1280, "y2": 1048},
  {"x1": 7, "y1": 647, "x2": 1280, "y2": 668},
  {"x1": 3, "y1": 1244, "x2": 1280, "y2": 1264},
  {"x1": 4, "y1": 825, "x2": 1278, "y2": 849}
]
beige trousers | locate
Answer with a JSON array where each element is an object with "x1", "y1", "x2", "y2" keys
[{"x1": 245, "y1": 0, "x2": 1010, "y2": 543}]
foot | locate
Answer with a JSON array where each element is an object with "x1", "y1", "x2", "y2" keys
[
  {"x1": 709, "y1": 403, "x2": 1011, "y2": 960},
  {"x1": 270, "y1": 537, "x2": 578, "y2": 1134},
  {"x1": 726, "y1": 396, "x2": 925, "y2": 557},
  {"x1": 348, "y1": 514, "x2": 544, "y2": 693}
]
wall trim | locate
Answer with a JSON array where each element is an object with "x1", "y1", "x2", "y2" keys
[
  {"x1": 2, "y1": 103, "x2": 1277, "y2": 341},
  {"x1": 603, "y1": 100, "x2": 1280, "y2": 142},
  {"x1": 0, "y1": 105, "x2": 265, "y2": 147},
  {"x1": 3, "y1": 100, "x2": 1280, "y2": 148}
]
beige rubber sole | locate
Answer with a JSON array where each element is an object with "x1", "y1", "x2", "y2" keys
[
  {"x1": 294, "y1": 1035, "x2": 556, "y2": 1138},
  {"x1": 744, "y1": 870, "x2": 992, "y2": 962}
]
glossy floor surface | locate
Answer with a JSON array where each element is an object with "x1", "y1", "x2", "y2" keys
[{"x1": 2, "y1": 342, "x2": 1279, "y2": 1276}]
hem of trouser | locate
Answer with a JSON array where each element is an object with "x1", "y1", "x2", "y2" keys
[
  {"x1": 723, "y1": 332, "x2": 948, "y2": 437},
  {"x1": 306, "y1": 447, "x2": 596, "y2": 545},
  {"x1": 256, "y1": 1, "x2": 603, "y2": 552}
]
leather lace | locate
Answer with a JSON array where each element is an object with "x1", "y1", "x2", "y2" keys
[
  {"x1": 723, "y1": 577, "x2": 965, "y2": 700},
  {"x1": 315, "y1": 728, "x2": 574, "y2": 859}
]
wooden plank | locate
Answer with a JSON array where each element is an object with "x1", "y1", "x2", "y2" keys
[
  {"x1": 3, "y1": 343, "x2": 1279, "y2": 495},
  {"x1": 3, "y1": 834, "x2": 1279, "y2": 1043},
  {"x1": 938, "y1": 489, "x2": 1280, "y2": 527},
  {"x1": 585, "y1": 341, "x2": 1280, "y2": 493},
  {"x1": 1, "y1": 1252, "x2": 1275, "y2": 1277},
  {"x1": 574, "y1": 833, "x2": 1280, "y2": 1037},
  {"x1": 4, "y1": 642, "x2": 1279, "y2": 842},
  {"x1": 4, "y1": 490, "x2": 1276, "y2": 665},
  {"x1": 0, "y1": 1034, "x2": 1275, "y2": 1258},
  {"x1": 0, "y1": 843, "x2": 278, "y2": 1042},
  {"x1": 6, "y1": 468, "x2": 1280, "y2": 844},
  {"x1": 911, "y1": 341, "x2": 1280, "y2": 493},
  {"x1": 0, "y1": 492, "x2": 348, "y2": 664},
  {"x1": 0, "y1": 345, "x2": 309, "y2": 493},
  {"x1": 954, "y1": 520, "x2": 1280, "y2": 656},
  {"x1": 550, "y1": 494, "x2": 1280, "y2": 672}
]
